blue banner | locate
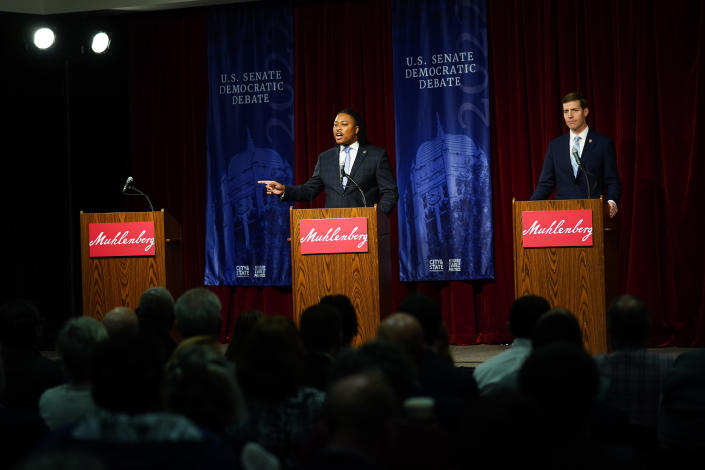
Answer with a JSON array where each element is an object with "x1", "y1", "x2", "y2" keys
[
  {"x1": 392, "y1": 0, "x2": 494, "y2": 281},
  {"x1": 205, "y1": 4, "x2": 294, "y2": 286}
]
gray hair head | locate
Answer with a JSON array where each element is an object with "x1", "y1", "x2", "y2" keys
[
  {"x1": 174, "y1": 288, "x2": 222, "y2": 339},
  {"x1": 57, "y1": 316, "x2": 108, "y2": 383}
]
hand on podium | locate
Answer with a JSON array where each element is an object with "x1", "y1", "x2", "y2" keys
[{"x1": 608, "y1": 200, "x2": 618, "y2": 218}]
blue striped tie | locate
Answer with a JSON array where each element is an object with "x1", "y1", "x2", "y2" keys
[
  {"x1": 571, "y1": 136, "x2": 581, "y2": 177},
  {"x1": 342, "y1": 146, "x2": 351, "y2": 189}
]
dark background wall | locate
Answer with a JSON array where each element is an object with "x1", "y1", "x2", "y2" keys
[{"x1": 1, "y1": 12, "x2": 129, "y2": 345}]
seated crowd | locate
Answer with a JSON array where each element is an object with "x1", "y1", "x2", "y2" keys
[{"x1": 0, "y1": 289, "x2": 702, "y2": 470}]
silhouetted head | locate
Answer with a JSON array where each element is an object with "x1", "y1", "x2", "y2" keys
[
  {"x1": 320, "y1": 294, "x2": 359, "y2": 347},
  {"x1": 509, "y1": 295, "x2": 550, "y2": 338},
  {"x1": 530, "y1": 307, "x2": 583, "y2": 350},
  {"x1": 299, "y1": 303, "x2": 342, "y2": 354},
  {"x1": 57, "y1": 316, "x2": 108, "y2": 383},
  {"x1": 102, "y1": 306, "x2": 139, "y2": 339},
  {"x1": 606, "y1": 295, "x2": 651, "y2": 350},
  {"x1": 174, "y1": 287, "x2": 222, "y2": 339},
  {"x1": 136, "y1": 286, "x2": 175, "y2": 337}
]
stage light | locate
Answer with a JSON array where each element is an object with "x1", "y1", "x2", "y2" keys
[
  {"x1": 33, "y1": 27, "x2": 56, "y2": 50},
  {"x1": 90, "y1": 32, "x2": 110, "y2": 54}
]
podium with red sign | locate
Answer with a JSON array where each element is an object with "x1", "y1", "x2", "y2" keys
[
  {"x1": 79, "y1": 210, "x2": 183, "y2": 320},
  {"x1": 290, "y1": 205, "x2": 391, "y2": 344},
  {"x1": 512, "y1": 197, "x2": 618, "y2": 354}
]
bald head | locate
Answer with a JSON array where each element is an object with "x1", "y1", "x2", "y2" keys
[
  {"x1": 377, "y1": 312, "x2": 425, "y2": 362},
  {"x1": 103, "y1": 307, "x2": 139, "y2": 339},
  {"x1": 325, "y1": 370, "x2": 398, "y2": 451}
]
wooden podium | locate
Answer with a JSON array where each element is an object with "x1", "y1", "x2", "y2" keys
[
  {"x1": 512, "y1": 197, "x2": 618, "y2": 354},
  {"x1": 289, "y1": 206, "x2": 392, "y2": 344},
  {"x1": 79, "y1": 210, "x2": 183, "y2": 320}
]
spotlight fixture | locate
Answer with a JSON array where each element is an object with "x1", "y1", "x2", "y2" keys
[
  {"x1": 33, "y1": 27, "x2": 56, "y2": 50},
  {"x1": 90, "y1": 32, "x2": 110, "y2": 54}
]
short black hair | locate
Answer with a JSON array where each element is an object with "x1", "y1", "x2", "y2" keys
[
  {"x1": 531, "y1": 308, "x2": 583, "y2": 350},
  {"x1": 320, "y1": 294, "x2": 358, "y2": 346},
  {"x1": 299, "y1": 303, "x2": 342, "y2": 352},
  {"x1": 336, "y1": 108, "x2": 369, "y2": 145},
  {"x1": 562, "y1": 92, "x2": 588, "y2": 109},
  {"x1": 607, "y1": 295, "x2": 651, "y2": 350},
  {"x1": 509, "y1": 295, "x2": 551, "y2": 338}
]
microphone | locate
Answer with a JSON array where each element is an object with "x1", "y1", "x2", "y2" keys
[
  {"x1": 122, "y1": 176, "x2": 134, "y2": 193},
  {"x1": 121, "y1": 176, "x2": 155, "y2": 212},
  {"x1": 341, "y1": 169, "x2": 367, "y2": 208},
  {"x1": 572, "y1": 148, "x2": 592, "y2": 199}
]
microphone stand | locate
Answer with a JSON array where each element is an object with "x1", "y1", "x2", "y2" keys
[
  {"x1": 123, "y1": 181, "x2": 155, "y2": 212},
  {"x1": 572, "y1": 149, "x2": 593, "y2": 199},
  {"x1": 342, "y1": 170, "x2": 367, "y2": 208}
]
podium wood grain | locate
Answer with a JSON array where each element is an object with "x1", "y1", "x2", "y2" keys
[
  {"x1": 290, "y1": 206, "x2": 391, "y2": 344},
  {"x1": 80, "y1": 210, "x2": 182, "y2": 320},
  {"x1": 512, "y1": 198, "x2": 615, "y2": 354}
]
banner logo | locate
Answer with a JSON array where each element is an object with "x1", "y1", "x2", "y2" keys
[
  {"x1": 522, "y1": 210, "x2": 593, "y2": 247},
  {"x1": 299, "y1": 218, "x2": 369, "y2": 254},
  {"x1": 88, "y1": 222, "x2": 155, "y2": 257}
]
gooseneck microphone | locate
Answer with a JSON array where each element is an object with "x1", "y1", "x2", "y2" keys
[
  {"x1": 572, "y1": 148, "x2": 592, "y2": 199},
  {"x1": 121, "y1": 176, "x2": 155, "y2": 212},
  {"x1": 341, "y1": 168, "x2": 367, "y2": 208},
  {"x1": 122, "y1": 176, "x2": 134, "y2": 193}
]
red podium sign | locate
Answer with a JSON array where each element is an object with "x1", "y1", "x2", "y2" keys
[
  {"x1": 88, "y1": 222, "x2": 156, "y2": 257},
  {"x1": 299, "y1": 217, "x2": 369, "y2": 254},
  {"x1": 522, "y1": 209, "x2": 593, "y2": 247}
]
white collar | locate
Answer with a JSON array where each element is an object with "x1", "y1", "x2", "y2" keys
[{"x1": 570, "y1": 126, "x2": 589, "y2": 141}]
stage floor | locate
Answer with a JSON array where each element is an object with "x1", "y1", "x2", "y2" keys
[{"x1": 450, "y1": 344, "x2": 698, "y2": 369}]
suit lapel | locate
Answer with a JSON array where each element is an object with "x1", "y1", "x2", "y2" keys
[
  {"x1": 576, "y1": 129, "x2": 595, "y2": 178},
  {"x1": 328, "y1": 146, "x2": 345, "y2": 195},
  {"x1": 349, "y1": 145, "x2": 367, "y2": 180}
]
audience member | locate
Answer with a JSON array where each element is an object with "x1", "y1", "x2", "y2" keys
[
  {"x1": 397, "y1": 293, "x2": 478, "y2": 428},
  {"x1": 169, "y1": 335, "x2": 224, "y2": 365},
  {"x1": 319, "y1": 295, "x2": 359, "y2": 347},
  {"x1": 594, "y1": 295, "x2": 674, "y2": 433},
  {"x1": 519, "y1": 341, "x2": 603, "y2": 469},
  {"x1": 102, "y1": 306, "x2": 139, "y2": 339},
  {"x1": 299, "y1": 303, "x2": 342, "y2": 390},
  {"x1": 473, "y1": 295, "x2": 550, "y2": 395},
  {"x1": 305, "y1": 370, "x2": 399, "y2": 470},
  {"x1": 232, "y1": 315, "x2": 325, "y2": 469},
  {"x1": 377, "y1": 312, "x2": 464, "y2": 434},
  {"x1": 34, "y1": 336, "x2": 237, "y2": 470},
  {"x1": 456, "y1": 391, "x2": 543, "y2": 470},
  {"x1": 377, "y1": 313, "x2": 425, "y2": 369},
  {"x1": 39, "y1": 317, "x2": 108, "y2": 430},
  {"x1": 135, "y1": 286, "x2": 177, "y2": 362},
  {"x1": 0, "y1": 299, "x2": 63, "y2": 411},
  {"x1": 657, "y1": 348, "x2": 705, "y2": 449},
  {"x1": 486, "y1": 307, "x2": 583, "y2": 395},
  {"x1": 225, "y1": 309, "x2": 264, "y2": 364},
  {"x1": 531, "y1": 307, "x2": 584, "y2": 349},
  {"x1": 174, "y1": 287, "x2": 223, "y2": 341},
  {"x1": 330, "y1": 339, "x2": 420, "y2": 403},
  {"x1": 164, "y1": 343, "x2": 247, "y2": 435}
]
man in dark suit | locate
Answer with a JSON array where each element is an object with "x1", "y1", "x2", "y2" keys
[
  {"x1": 531, "y1": 92, "x2": 621, "y2": 218},
  {"x1": 259, "y1": 108, "x2": 399, "y2": 215}
]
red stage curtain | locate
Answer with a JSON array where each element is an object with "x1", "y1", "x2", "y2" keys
[{"x1": 128, "y1": 0, "x2": 705, "y2": 346}]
